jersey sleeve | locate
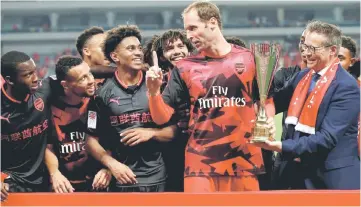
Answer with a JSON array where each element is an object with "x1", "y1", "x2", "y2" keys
[
  {"x1": 47, "y1": 115, "x2": 58, "y2": 146},
  {"x1": 162, "y1": 67, "x2": 190, "y2": 108},
  {"x1": 148, "y1": 67, "x2": 190, "y2": 125},
  {"x1": 87, "y1": 93, "x2": 117, "y2": 150},
  {"x1": 273, "y1": 65, "x2": 301, "y2": 91},
  {"x1": 86, "y1": 95, "x2": 109, "y2": 137},
  {"x1": 39, "y1": 76, "x2": 65, "y2": 104}
]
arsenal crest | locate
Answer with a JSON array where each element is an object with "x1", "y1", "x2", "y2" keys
[
  {"x1": 235, "y1": 63, "x2": 245, "y2": 74},
  {"x1": 34, "y1": 98, "x2": 44, "y2": 111}
]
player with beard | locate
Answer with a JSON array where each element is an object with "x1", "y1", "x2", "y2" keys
[
  {"x1": 152, "y1": 30, "x2": 194, "y2": 133},
  {"x1": 0, "y1": 51, "x2": 114, "y2": 200},
  {"x1": 76, "y1": 27, "x2": 111, "y2": 87},
  {"x1": 151, "y1": 29, "x2": 194, "y2": 191},
  {"x1": 152, "y1": 30, "x2": 194, "y2": 74},
  {"x1": 1, "y1": 51, "x2": 57, "y2": 201},
  {"x1": 146, "y1": 1, "x2": 275, "y2": 192},
  {"x1": 45, "y1": 56, "x2": 111, "y2": 193},
  {"x1": 86, "y1": 25, "x2": 176, "y2": 192}
]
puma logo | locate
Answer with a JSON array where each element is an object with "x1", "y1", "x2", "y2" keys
[
  {"x1": 109, "y1": 97, "x2": 120, "y2": 105},
  {"x1": 0, "y1": 114, "x2": 11, "y2": 123}
]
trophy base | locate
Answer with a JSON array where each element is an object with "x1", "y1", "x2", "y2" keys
[
  {"x1": 251, "y1": 104, "x2": 272, "y2": 143},
  {"x1": 250, "y1": 136, "x2": 269, "y2": 143}
]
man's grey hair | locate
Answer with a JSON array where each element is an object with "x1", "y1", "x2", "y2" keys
[{"x1": 305, "y1": 20, "x2": 342, "y2": 53}]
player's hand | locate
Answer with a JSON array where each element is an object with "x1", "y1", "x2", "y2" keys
[
  {"x1": 251, "y1": 140, "x2": 282, "y2": 152},
  {"x1": 51, "y1": 170, "x2": 74, "y2": 193},
  {"x1": 176, "y1": 102, "x2": 191, "y2": 134},
  {"x1": 108, "y1": 160, "x2": 137, "y2": 185},
  {"x1": 253, "y1": 102, "x2": 276, "y2": 140},
  {"x1": 120, "y1": 128, "x2": 155, "y2": 146},
  {"x1": 1, "y1": 182, "x2": 9, "y2": 202},
  {"x1": 146, "y1": 51, "x2": 163, "y2": 96},
  {"x1": 92, "y1": 168, "x2": 111, "y2": 190}
]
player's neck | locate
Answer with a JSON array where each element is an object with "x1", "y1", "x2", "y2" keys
[
  {"x1": 203, "y1": 36, "x2": 231, "y2": 58},
  {"x1": 116, "y1": 67, "x2": 140, "y2": 86},
  {"x1": 84, "y1": 59, "x2": 94, "y2": 68},
  {"x1": 5, "y1": 85, "x2": 28, "y2": 101},
  {"x1": 62, "y1": 94, "x2": 83, "y2": 106}
]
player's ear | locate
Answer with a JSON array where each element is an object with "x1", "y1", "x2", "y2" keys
[
  {"x1": 329, "y1": 45, "x2": 338, "y2": 56},
  {"x1": 60, "y1": 80, "x2": 68, "y2": 90},
  {"x1": 83, "y1": 47, "x2": 90, "y2": 57},
  {"x1": 110, "y1": 52, "x2": 119, "y2": 63},
  {"x1": 350, "y1": 58, "x2": 357, "y2": 67},
  {"x1": 4, "y1": 76, "x2": 14, "y2": 86},
  {"x1": 209, "y1": 17, "x2": 218, "y2": 31}
]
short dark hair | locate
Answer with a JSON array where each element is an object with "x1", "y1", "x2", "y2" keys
[
  {"x1": 341, "y1": 36, "x2": 357, "y2": 58},
  {"x1": 76, "y1": 26, "x2": 105, "y2": 58},
  {"x1": 55, "y1": 55, "x2": 83, "y2": 81},
  {"x1": 225, "y1": 36, "x2": 247, "y2": 48},
  {"x1": 1, "y1": 51, "x2": 31, "y2": 78},
  {"x1": 152, "y1": 29, "x2": 194, "y2": 68},
  {"x1": 143, "y1": 35, "x2": 160, "y2": 66},
  {"x1": 103, "y1": 25, "x2": 142, "y2": 64}
]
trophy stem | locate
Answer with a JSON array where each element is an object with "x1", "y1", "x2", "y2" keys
[{"x1": 258, "y1": 105, "x2": 267, "y2": 121}]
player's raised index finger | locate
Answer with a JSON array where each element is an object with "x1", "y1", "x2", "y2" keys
[{"x1": 152, "y1": 51, "x2": 158, "y2": 67}]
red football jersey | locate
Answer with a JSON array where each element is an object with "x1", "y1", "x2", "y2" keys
[{"x1": 151, "y1": 45, "x2": 265, "y2": 177}]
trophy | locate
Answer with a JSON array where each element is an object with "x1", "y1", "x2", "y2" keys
[{"x1": 250, "y1": 43, "x2": 281, "y2": 143}]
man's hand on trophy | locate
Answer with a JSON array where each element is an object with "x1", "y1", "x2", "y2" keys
[
  {"x1": 250, "y1": 116, "x2": 280, "y2": 152},
  {"x1": 146, "y1": 51, "x2": 163, "y2": 96},
  {"x1": 266, "y1": 116, "x2": 276, "y2": 141},
  {"x1": 251, "y1": 139, "x2": 282, "y2": 153}
]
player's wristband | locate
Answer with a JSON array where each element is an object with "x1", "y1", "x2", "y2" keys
[
  {"x1": 147, "y1": 90, "x2": 161, "y2": 97},
  {"x1": 1, "y1": 172, "x2": 9, "y2": 182}
]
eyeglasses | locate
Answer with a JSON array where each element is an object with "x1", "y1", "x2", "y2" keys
[{"x1": 300, "y1": 43, "x2": 333, "y2": 54}]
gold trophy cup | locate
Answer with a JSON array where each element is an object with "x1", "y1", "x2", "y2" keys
[{"x1": 250, "y1": 43, "x2": 281, "y2": 143}]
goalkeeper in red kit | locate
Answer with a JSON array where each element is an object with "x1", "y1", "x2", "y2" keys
[{"x1": 146, "y1": 1, "x2": 276, "y2": 192}]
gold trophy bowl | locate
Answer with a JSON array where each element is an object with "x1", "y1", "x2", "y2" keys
[{"x1": 250, "y1": 43, "x2": 281, "y2": 143}]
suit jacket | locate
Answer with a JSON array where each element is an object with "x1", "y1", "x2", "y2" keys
[{"x1": 273, "y1": 64, "x2": 360, "y2": 189}]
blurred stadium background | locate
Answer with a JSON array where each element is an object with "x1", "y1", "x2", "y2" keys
[{"x1": 1, "y1": 0, "x2": 360, "y2": 139}]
